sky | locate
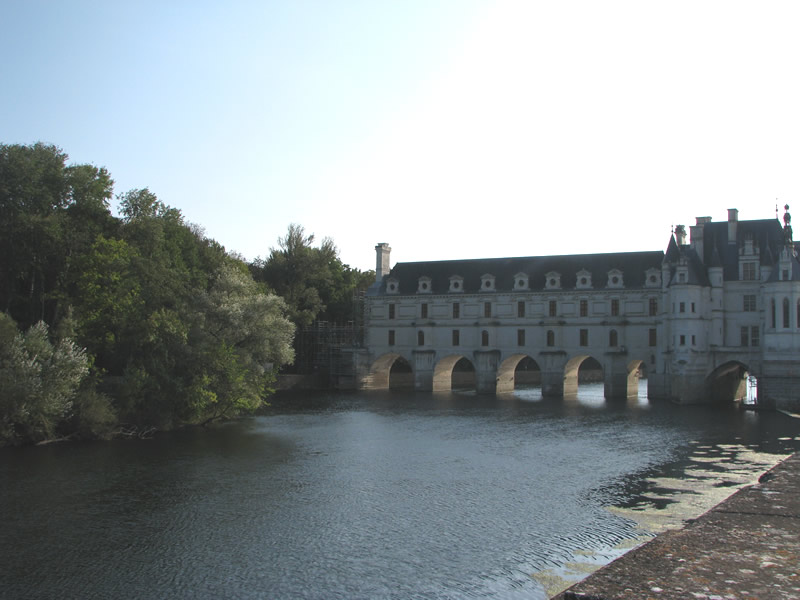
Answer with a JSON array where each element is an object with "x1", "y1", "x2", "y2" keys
[{"x1": 3, "y1": 1, "x2": 800, "y2": 272}]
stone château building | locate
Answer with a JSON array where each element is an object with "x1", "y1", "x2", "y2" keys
[{"x1": 360, "y1": 208, "x2": 800, "y2": 411}]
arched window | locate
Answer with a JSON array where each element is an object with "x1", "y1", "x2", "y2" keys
[
  {"x1": 771, "y1": 299, "x2": 776, "y2": 329},
  {"x1": 546, "y1": 330, "x2": 555, "y2": 347},
  {"x1": 609, "y1": 329, "x2": 618, "y2": 347},
  {"x1": 783, "y1": 297, "x2": 790, "y2": 328},
  {"x1": 481, "y1": 330, "x2": 489, "y2": 347},
  {"x1": 417, "y1": 331, "x2": 425, "y2": 346}
]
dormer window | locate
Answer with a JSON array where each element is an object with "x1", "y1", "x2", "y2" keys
[
  {"x1": 607, "y1": 269, "x2": 624, "y2": 288},
  {"x1": 742, "y1": 232, "x2": 756, "y2": 256},
  {"x1": 741, "y1": 262, "x2": 757, "y2": 281},
  {"x1": 386, "y1": 278, "x2": 399, "y2": 294},
  {"x1": 576, "y1": 269, "x2": 592, "y2": 289},
  {"x1": 417, "y1": 276, "x2": 432, "y2": 294},
  {"x1": 545, "y1": 271, "x2": 561, "y2": 290},
  {"x1": 480, "y1": 274, "x2": 496, "y2": 292},
  {"x1": 644, "y1": 268, "x2": 660, "y2": 288},
  {"x1": 449, "y1": 275, "x2": 464, "y2": 293},
  {"x1": 514, "y1": 272, "x2": 529, "y2": 290}
]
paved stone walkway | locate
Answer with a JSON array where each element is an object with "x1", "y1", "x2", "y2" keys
[{"x1": 554, "y1": 452, "x2": 800, "y2": 600}]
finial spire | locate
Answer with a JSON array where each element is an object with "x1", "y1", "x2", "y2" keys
[{"x1": 783, "y1": 204, "x2": 793, "y2": 247}]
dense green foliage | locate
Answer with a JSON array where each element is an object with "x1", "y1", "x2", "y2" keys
[
  {"x1": 251, "y1": 223, "x2": 374, "y2": 327},
  {"x1": 0, "y1": 143, "x2": 299, "y2": 445}
]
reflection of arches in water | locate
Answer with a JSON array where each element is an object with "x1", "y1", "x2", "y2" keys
[
  {"x1": 496, "y1": 355, "x2": 541, "y2": 393},
  {"x1": 706, "y1": 361, "x2": 750, "y2": 403},
  {"x1": 433, "y1": 355, "x2": 476, "y2": 391},
  {"x1": 563, "y1": 355, "x2": 603, "y2": 396}
]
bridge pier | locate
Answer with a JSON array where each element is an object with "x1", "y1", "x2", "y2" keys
[
  {"x1": 604, "y1": 353, "x2": 636, "y2": 400},
  {"x1": 474, "y1": 350, "x2": 500, "y2": 394},
  {"x1": 757, "y1": 361, "x2": 800, "y2": 411},
  {"x1": 539, "y1": 351, "x2": 568, "y2": 398},
  {"x1": 412, "y1": 350, "x2": 436, "y2": 391}
]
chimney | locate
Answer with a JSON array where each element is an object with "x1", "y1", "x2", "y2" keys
[
  {"x1": 375, "y1": 243, "x2": 391, "y2": 282},
  {"x1": 728, "y1": 208, "x2": 738, "y2": 243},
  {"x1": 690, "y1": 217, "x2": 706, "y2": 260},
  {"x1": 675, "y1": 224, "x2": 686, "y2": 246}
]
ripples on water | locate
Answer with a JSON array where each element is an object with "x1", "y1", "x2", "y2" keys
[{"x1": 1, "y1": 383, "x2": 798, "y2": 599}]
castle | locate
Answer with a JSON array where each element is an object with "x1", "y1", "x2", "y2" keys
[{"x1": 360, "y1": 208, "x2": 800, "y2": 411}]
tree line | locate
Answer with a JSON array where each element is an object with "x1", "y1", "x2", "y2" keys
[{"x1": 0, "y1": 142, "x2": 373, "y2": 446}]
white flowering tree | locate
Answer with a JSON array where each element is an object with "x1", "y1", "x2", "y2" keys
[{"x1": 0, "y1": 316, "x2": 89, "y2": 445}]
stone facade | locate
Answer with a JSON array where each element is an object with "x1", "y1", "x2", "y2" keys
[{"x1": 362, "y1": 208, "x2": 800, "y2": 411}]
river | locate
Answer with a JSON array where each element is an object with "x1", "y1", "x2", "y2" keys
[{"x1": 1, "y1": 384, "x2": 799, "y2": 600}]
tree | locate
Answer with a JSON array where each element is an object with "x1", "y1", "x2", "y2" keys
[
  {"x1": 0, "y1": 143, "x2": 116, "y2": 329},
  {"x1": 191, "y1": 263, "x2": 295, "y2": 423},
  {"x1": 0, "y1": 315, "x2": 90, "y2": 445},
  {"x1": 252, "y1": 224, "x2": 375, "y2": 327}
]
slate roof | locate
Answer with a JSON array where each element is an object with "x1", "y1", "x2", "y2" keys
[
  {"x1": 377, "y1": 251, "x2": 665, "y2": 295},
  {"x1": 700, "y1": 219, "x2": 785, "y2": 281},
  {"x1": 766, "y1": 252, "x2": 800, "y2": 282}
]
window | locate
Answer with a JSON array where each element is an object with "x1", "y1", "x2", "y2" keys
[
  {"x1": 417, "y1": 331, "x2": 424, "y2": 346},
  {"x1": 772, "y1": 299, "x2": 776, "y2": 328},
  {"x1": 742, "y1": 262, "x2": 756, "y2": 281},
  {"x1": 741, "y1": 326, "x2": 749, "y2": 347},
  {"x1": 517, "y1": 329, "x2": 525, "y2": 346},
  {"x1": 743, "y1": 295, "x2": 756, "y2": 312},
  {"x1": 484, "y1": 302, "x2": 491, "y2": 318},
  {"x1": 649, "y1": 298, "x2": 658, "y2": 316},
  {"x1": 783, "y1": 269, "x2": 790, "y2": 281},
  {"x1": 517, "y1": 301, "x2": 525, "y2": 318},
  {"x1": 609, "y1": 329, "x2": 618, "y2": 347},
  {"x1": 549, "y1": 300, "x2": 557, "y2": 317},
  {"x1": 680, "y1": 335, "x2": 686, "y2": 346},
  {"x1": 579, "y1": 329, "x2": 588, "y2": 346},
  {"x1": 388, "y1": 330, "x2": 395, "y2": 346},
  {"x1": 481, "y1": 330, "x2": 489, "y2": 347},
  {"x1": 389, "y1": 303, "x2": 395, "y2": 319},
  {"x1": 751, "y1": 326, "x2": 760, "y2": 347},
  {"x1": 679, "y1": 302, "x2": 685, "y2": 313},
  {"x1": 692, "y1": 335, "x2": 696, "y2": 345},
  {"x1": 452, "y1": 329, "x2": 460, "y2": 346},
  {"x1": 420, "y1": 303, "x2": 428, "y2": 319},
  {"x1": 611, "y1": 299, "x2": 619, "y2": 316},
  {"x1": 649, "y1": 328, "x2": 657, "y2": 347},
  {"x1": 691, "y1": 302, "x2": 695, "y2": 313},
  {"x1": 679, "y1": 273, "x2": 686, "y2": 283},
  {"x1": 783, "y1": 297, "x2": 790, "y2": 328},
  {"x1": 546, "y1": 330, "x2": 555, "y2": 347},
  {"x1": 580, "y1": 299, "x2": 588, "y2": 317},
  {"x1": 453, "y1": 302, "x2": 460, "y2": 319}
]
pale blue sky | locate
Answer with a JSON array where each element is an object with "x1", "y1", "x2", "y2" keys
[{"x1": 3, "y1": 1, "x2": 800, "y2": 271}]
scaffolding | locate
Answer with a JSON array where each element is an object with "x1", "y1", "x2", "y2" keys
[{"x1": 289, "y1": 291, "x2": 366, "y2": 386}]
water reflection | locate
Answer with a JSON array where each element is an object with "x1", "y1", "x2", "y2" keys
[{"x1": 1, "y1": 385, "x2": 798, "y2": 600}]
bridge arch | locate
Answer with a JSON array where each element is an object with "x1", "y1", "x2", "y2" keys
[
  {"x1": 563, "y1": 355, "x2": 603, "y2": 396},
  {"x1": 433, "y1": 354, "x2": 476, "y2": 392},
  {"x1": 368, "y1": 353, "x2": 414, "y2": 390},
  {"x1": 706, "y1": 361, "x2": 750, "y2": 403},
  {"x1": 496, "y1": 354, "x2": 541, "y2": 394},
  {"x1": 626, "y1": 358, "x2": 647, "y2": 398}
]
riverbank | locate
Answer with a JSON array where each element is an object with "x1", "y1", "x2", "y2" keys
[{"x1": 553, "y1": 451, "x2": 800, "y2": 599}]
